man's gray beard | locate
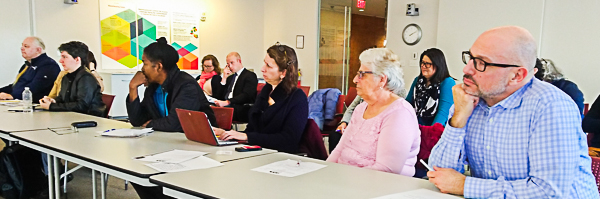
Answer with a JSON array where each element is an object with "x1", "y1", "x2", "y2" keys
[{"x1": 462, "y1": 76, "x2": 509, "y2": 99}]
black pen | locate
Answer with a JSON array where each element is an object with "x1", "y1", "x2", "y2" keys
[{"x1": 133, "y1": 149, "x2": 174, "y2": 159}]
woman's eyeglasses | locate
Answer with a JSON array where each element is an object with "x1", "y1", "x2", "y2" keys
[
  {"x1": 202, "y1": 65, "x2": 214, "y2": 68},
  {"x1": 420, "y1": 62, "x2": 434, "y2": 69},
  {"x1": 356, "y1": 71, "x2": 374, "y2": 79}
]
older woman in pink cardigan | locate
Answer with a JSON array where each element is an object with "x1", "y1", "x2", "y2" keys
[{"x1": 327, "y1": 48, "x2": 420, "y2": 176}]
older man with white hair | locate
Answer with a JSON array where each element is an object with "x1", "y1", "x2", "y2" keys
[
  {"x1": 0, "y1": 37, "x2": 60, "y2": 101},
  {"x1": 427, "y1": 26, "x2": 598, "y2": 198}
]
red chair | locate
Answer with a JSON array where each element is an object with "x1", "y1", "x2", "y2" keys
[
  {"x1": 257, "y1": 83, "x2": 266, "y2": 93},
  {"x1": 345, "y1": 87, "x2": 357, "y2": 107},
  {"x1": 416, "y1": 123, "x2": 445, "y2": 171},
  {"x1": 101, "y1": 94, "x2": 115, "y2": 118},
  {"x1": 298, "y1": 119, "x2": 328, "y2": 160},
  {"x1": 322, "y1": 94, "x2": 346, "y2": 136},
  {"x1": 211, "y1": 107, "x2": 234, "y2": 130},
  {"x1": 585, "y1": 103, "x2": 590, "y2": 116},
  {"x1": 591, "y1": 156, "x2": 600, "y2": 194},
  {"x1": 299, "y1": 86, "x2": 310, "y2": 96}
]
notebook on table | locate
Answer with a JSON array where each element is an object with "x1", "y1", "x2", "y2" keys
[{"x1": 176, "y1": 108, "x2": 239, "y2": 146}]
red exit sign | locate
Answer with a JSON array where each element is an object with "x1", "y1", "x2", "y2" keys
[{"x1": 357, "y1": 0, "x2": 366, "y2": 8}]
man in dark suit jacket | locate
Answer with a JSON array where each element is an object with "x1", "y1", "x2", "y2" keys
[
  {"x1": 0, "y1": 37, "x2": 60, "y2": 101},
  {"x1": 213, "y1": 52, "x2": 258, "y2": 122}
]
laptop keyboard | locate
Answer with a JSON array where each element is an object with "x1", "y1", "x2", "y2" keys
[{"x1": 217, "y1": 140, "x2": 238, "y2": 145}]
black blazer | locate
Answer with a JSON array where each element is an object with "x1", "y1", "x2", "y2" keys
[
  {"x1": 126, "y1": 68, "x2": 217, "y2": 132},
  {"x1": 213, "y1": 68, "x2": 257, "y2": 104},
  {"x1": 49, "y1": 66, "x2": 105, "y2": 117},
  {"x1": 245, "y1": 84, "x2": 308, "y2": 154},
  {"x1": 213, "y1": 68, "x2": 258, "y2": 121}
]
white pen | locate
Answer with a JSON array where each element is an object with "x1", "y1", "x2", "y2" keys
[{"x1": 420, "y1": 159, "x2": 434, "y2": 171}]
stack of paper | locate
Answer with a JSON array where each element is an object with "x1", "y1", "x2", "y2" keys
[
  {"x1": 101, "y1": 128, "x2": 153, "y2": 137},
  {"x1": 0, "y1": 100, "x2": 22, "y2": 107},
  {"x1": 136, "y1": 149, "x2": 223, "y2": 172},
  {"x1": 204, "y1": 93, "x2": 217, "y2": 103}
]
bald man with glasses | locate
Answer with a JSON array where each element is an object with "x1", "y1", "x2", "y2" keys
[{"x1": 427, "y1": 26, "x2": 598, "y2": 198}]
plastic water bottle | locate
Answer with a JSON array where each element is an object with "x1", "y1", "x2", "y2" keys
[{"x1": 22, "y1": 87, "x2": 33, "y2": 113}]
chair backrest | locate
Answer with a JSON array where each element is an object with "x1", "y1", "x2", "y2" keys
[
  {"x1": 101, "y1": 94, "x2": 115, "y2": 118},
  {"x1": 210, "y1": 107, "x2": 234, "y2": 130},
  {"x1": 585, "y1": 103, "x2": 590, "y2": 116},
  {"x1": 416, "y1": 123, "x2": 445, "y2": 171},
  {"x1": 591, "y1": 156, "x2": 600, "y2": 195},
  {"x1": 299, "y1": 119, "x2": 328, "y2": 160},
  {"x1": 336, "y1": 94, "x2": 346, "y2": 114},
  {"x1": 257, "y1": 83, "x2": 266, "y2": 93},
  {"x1": 345, "y1": 87, "x2": 357, "y2": 107},
  {"x1": 299, "y1": 86, "x2": 310, "y2": 96}
]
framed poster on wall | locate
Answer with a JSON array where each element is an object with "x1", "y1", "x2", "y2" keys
[{"x1": 99, "y1": 0, "x2": 200, "y2": 70}]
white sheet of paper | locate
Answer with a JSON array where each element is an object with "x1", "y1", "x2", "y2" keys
[
  {"x1": 204, "y1": 93, "x2": 217, "y2": 103},
  {"x1": 0, "y1": 100, "x2": 21, "y2": 106},
  {"x1": 251, "y1": 159, "x2": 327, "y2": 177},
  {"x1": 100, "y1": 128, "x2": 153, "y2": 138},
  {"x1": 137, "y1": 149, "x2": 208, "y2": 164},
  {"x1": 145, "y1": 156, "x2": 223, "y2": 172},
  {"x1": 371, "y1": 189, "x2": 461, "y2": 199}
]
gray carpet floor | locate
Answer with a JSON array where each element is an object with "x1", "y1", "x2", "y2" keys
[{"x1": 55, "y1": 162, "x2": 141, "y2": 199}]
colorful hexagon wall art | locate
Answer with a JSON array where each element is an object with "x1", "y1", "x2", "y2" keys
[
  {"x1": 101, "y1": 9, "x2": 156, "y2": 68},
  {"x1": 172, "y1": 42, "x2": 199, "y2": 70}
]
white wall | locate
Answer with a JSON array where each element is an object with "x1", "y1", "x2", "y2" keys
[
  {"x1": 540, "y1": 0, "x2": 600, "y2": 102},
  {"x1": 198, "y1": 0, "x2": 265, "y2": 73},
  {"x1": 264, "y1": 0, "x2": 320, "y2": 92},
  {"x1": 0, "y1": 0, "x2": 32, "y2": 86},
  {"x1": 34, "y1": 0, "x2": 102, "y2": 67},
  {"x1": 437, "y1": 0, "x2": 545, "y2": 86},
  {"x1": 386, "y1": 0, "x2": 440, "y2": 89}
]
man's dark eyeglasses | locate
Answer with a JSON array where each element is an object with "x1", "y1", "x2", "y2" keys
[
  {"x1": 356, "y1": 71, "x2": 374, "y2": 79},
  {"x1": 462, "y1": 51, "x2": 521, "y2": 72}
]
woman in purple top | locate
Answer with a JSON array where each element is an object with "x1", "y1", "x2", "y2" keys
[{"x1": 327, "y1": 48, "x2": 420, "y2": 176}]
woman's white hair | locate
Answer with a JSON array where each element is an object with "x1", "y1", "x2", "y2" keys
[{"x1": 359, "y1": 48, "x2": 406, "y2": 97}]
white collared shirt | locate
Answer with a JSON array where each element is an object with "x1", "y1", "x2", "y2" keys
[{"x1": 225, "y1": 67, "x2": 245, "y2": 99}]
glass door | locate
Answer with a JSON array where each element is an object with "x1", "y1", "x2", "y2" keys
[{"x1": 318, "y1": 1, "x2": 352, "y2": 94}]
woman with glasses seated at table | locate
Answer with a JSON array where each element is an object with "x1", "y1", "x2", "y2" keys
[
  {"x1": 214, "y1": 43, "x2": 308, "y2": 154},
  {"x1": 195, "y1": 54, "x2": 222, "y2": 96},
  {"x1": 327, "y1": 48, "x2": 420, "y2": 176}
]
